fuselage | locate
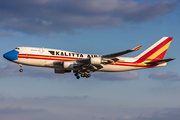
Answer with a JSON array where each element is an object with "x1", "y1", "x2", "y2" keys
[{"x1": 4, "y1": 46, "x2": 166, "y2": 72}]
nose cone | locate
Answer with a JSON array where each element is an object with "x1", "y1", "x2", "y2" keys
[{"x1": 3, "y1": 50, "x2": 19, "y2": 61}]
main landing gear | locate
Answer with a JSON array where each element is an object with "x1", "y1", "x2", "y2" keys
[
  {"x1": 73, "y1": 64, "x2": 98, "y2": 79},
  {"x1": 19, "y1": 64, "x2": 23, "y2": 72},
  {"x1": 74, "y1": 72, "x2": 91, "y2": 79}
]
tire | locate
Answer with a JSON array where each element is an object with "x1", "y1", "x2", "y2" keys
[{"x1": 76, "y1": 76, "x2": 80, "y2": 79}]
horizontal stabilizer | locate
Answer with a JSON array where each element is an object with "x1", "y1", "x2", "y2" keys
[
  {"x1": 145, "y1": 58, "x2": 175, "y2": 65},
  {"x1": 102, "y1": 45, "x2": 142, "y2": 58}
]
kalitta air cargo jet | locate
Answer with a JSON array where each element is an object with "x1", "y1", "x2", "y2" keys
[{"x1": 3, "y1": 37, "x2": 175, "y2": 79}]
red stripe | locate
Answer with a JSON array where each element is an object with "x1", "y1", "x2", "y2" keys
[
  {"x1": 18, "y1": 54, "x2": 81, "y2": 60},
  {"x1": 17, "y1": 53, "x2": 160, "y2": 68},
  {"x1": 19, "y1": 54, "x2": 80, "y2": 60},
  {"x1": 109, "y1": 61, "x2": 158, "y2": 68},
  {"x1": 111, "y1": 63, "x2": 157, "y2": 68}
]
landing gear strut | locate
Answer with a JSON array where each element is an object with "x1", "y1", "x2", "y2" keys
[{"x1": 19, "y1": 64, "x2": 23, "y2": 72}]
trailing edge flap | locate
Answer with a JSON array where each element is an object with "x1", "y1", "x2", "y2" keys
[
  {"x1": 145, "y1": 58, "x2": 175, "y2": 65},
  {"x1": 102, "y1": 45, "x2": 142, "y2": 58}
]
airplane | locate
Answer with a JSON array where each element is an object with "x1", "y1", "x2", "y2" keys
[{"x1": 3, "y1": 37, "x2": 175, "y2": 79}]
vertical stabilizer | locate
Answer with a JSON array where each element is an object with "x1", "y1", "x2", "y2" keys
[{"x1": 135, "y1": 37, "x2": 173, "y2": 63}]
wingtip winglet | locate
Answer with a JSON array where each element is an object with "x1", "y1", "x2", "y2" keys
[{"x1": 132, "y1": 45, "x2": 142, "y2": 51}]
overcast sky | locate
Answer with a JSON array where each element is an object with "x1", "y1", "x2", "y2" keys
[{"x1": 1, "y1": 0, "x2": 180, "y2": 120}]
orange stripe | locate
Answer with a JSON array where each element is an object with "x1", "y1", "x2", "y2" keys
[{"x1": 18, "y1": 54, "x2": 157, "y2": 68}]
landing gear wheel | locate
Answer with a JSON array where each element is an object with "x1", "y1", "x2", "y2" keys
[
  {"x1": 85, "y1": 73, "x2": 91, "y2": 78},
  {"x1": 76, "y1": 76, "x2": 80, "y2": 79},
  {"x1": 19, "y1": 69, "x2": 23, "y2": 72},
  {"x1": 75, "y1": 73, "x2": 78, "y2": 76},
  {"x1": 88, "y1": 74, "x2": 91, "y2": 78},
  {"x1": 81, "y1": 73, "x2": 85, "y2": 77}
]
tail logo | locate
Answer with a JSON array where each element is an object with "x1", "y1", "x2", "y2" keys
[{"x1": 136, "y1": 37, "x2": 173, "y2": 63}]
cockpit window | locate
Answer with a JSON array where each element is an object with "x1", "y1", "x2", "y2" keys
[{"x1": 15, "y1": 47, "x2": 20, "y2": 50}]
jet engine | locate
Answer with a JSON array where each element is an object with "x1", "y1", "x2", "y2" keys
[
  {"x1": 90, "y1": 57, "x2": 102, "y2": 65},
  {"x1": 54, "y1": 69, "x2": 71, "y2": 74}
]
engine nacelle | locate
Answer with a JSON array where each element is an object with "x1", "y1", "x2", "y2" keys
[
  {"x1": 54, "y1": 69, "x2": 71, "y2": 74},
  {"x1": 90, "y1": 57, "x2": 102, "y2": 65},
  {"x1": 63, "y1": 61, "x2": 79, "y2": 69}
]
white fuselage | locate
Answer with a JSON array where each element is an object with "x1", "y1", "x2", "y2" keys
[{"x1": 12, "y1": 47, "x2": 165, "y2": 72}]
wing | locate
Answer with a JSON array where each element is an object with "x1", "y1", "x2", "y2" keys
[
  {"x1": 76, "y1": 45, "x2": 142, "y2": 68},
  {"x1": 50, "y1": 45, "x2": 142, "y2": 72},
  {"x1": 102, "y1": 45, "x2": 142, "y2": 58}
]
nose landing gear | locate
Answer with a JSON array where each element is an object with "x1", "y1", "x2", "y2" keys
[{"x1": 19, "y1": 64, "x2": 23, "y2": 72}]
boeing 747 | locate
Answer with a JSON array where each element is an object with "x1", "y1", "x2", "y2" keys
[{"x1": 3, "y1": 37, "x2": 175, "y2": 79}]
